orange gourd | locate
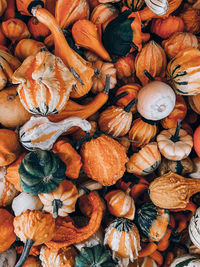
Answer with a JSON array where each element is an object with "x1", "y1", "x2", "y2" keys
[
  {"x1": 188, "y1": 94, "x2": 200, "y2": 114},
  {"x1": 28, "y1": 17, "x2": 50, "y2": 41},
  {"x1": 0, "y1": 208, "x2": 16, "y2": 253},
  {"x1": 0, "y1": 0, "x2": 7, "y2": 17},
  {"x1": 114, "y1": 53, "x2": 135, "y2": 80},
  {"x1": 162, "y1": 32, "x2": 198, "y2": 59},
  {"x1": 194, "y1": 125, "x2": 200, "y2": 158},
  {"x1": 180, "y1": 4, "x2": 200, "y2": 34},
  {"x1": 135, "y1": 40, "x2": 167, "y2": 85},
  {"x1": 2, "y1": 18, "x2": 31, "y2": 43},
  {"x1": 23, "y1": 256, "x2": 41, "y2": 267},
  {"x1": 80, "y1": 134, "x2": 128, "y2": 186},
  {"x1": 151, "y1": 16, "x2": 185, "y2": 39}
]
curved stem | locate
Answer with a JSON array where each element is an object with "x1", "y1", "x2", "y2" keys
[
  {"x1": 124, "y1": 98, "x2": 137, "y2": 113},
  {"x1": 52, "y1": 199, "x2": 63, "y2": 218},
  {"x1": 111, "y1": 91, "x2": 129, "y2": 105},
  {"x1": 15, "y1": 239, "x2": 34, "y2": 267},
  {"x1": 141, "y1": 116, "x2": 156, "y2": 126},
  {"x1": 79, "y1": 185, "x2": 91, "y2": 195},
  {"x1": 170, "y1": 120, "x2": 181, "y2": 142},
  {"x1": 144, "y1": 69, "x2": 154, "y2": 81},
  {"x1": 103, "y1": 75, "x2": 110, "y2": 94}
]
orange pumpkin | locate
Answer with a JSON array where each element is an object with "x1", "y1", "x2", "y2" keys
[
  {"x1": 161, "y1": 95, "x2": 187, "y2": 129},
  {"x1": 188, "y1": 94, "x2": 200, "y2": 114},
  {"x1": 2, "y1": 18, "x2": 31, "y2": 43},
  {"x1": 135, "y1": 40, "x2": 167, "y2": 85},
  {"x1": 180, "y1": 4, "x2": 200, "y2": 34},
  {"x1": 52, "y1": 138, "x2": 82, "y2": 179},
  {"x1": 28, "y1": 17, "x2": 50, "y2": 41},
  {"x1": 162, "y1": 32, "x2": 198, "y2": 59},
  {"x1": 128, "y1": 117, "x2": 157, "y2": 149},
  {"x1": 114, "y1": 53, "x2": 135, "y2": 80},
  {"x1": 150, "y1": 16, "x2": 185, "y2": 39},
  {"x1": 80, "y1": 134, "x2": 128, "y2": 186}
]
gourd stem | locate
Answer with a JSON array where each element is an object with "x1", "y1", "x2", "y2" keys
[
  {"x1": 170, "y1": 120, "x2": 181, "y2": 142},
  {"x1": 124, "y1": 98, "x2": 137, "y2": 113},
  {"x1": 94, "y1": 68, "x2": 100, "y2": 75},
  {"x1": 15, "y1": 239, "x2": 34, "y2": 267},
  {"x1": 52, "y1": 199, "x2": 63, "y2": 218},
  {"x1": 131, "y1": 42, "x2": 138, "y2": 51},
  {"x1": 141, "y1": 116, "x2": 156, "y2": 125},
  {"x1": 144, "y1": 69, "x2": 154, "y2": 81},
  {"x1": 111, "y1": 92, "x2": 129, "y2": 105},
  {"x1": 103, "y1": 75, "x2": 110, "y2": 94},
  {"x1": 70, "y1": 67, "x2": 84, "y2": 85},
  {"x1": 76, "y1": 132, "x2": 91, "y2": 150},
  {"x1": 79, "y1": 185, "x2": 91, "y2": 194}
]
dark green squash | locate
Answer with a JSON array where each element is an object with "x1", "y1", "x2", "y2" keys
[
  {"x1": 136, "y1": 202, "x2": 170, "y2": 242},
  {"x1": 75, "y1": 245, "x2": 116, "y2": 267},
  {"x1": 19, "y1": 150, "x2": 66, "y2": 195}
]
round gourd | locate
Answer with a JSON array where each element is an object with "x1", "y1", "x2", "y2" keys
[
  {"x1": 170, "y1": 254, "x2": 200, "y2": 267},
  {"x1": 0, "y1": 248, "x2": 17, "y2": 267},
  {"x1": 189, "y1": 158, "x2": 200, "y2": 179},
  {"x1": 189, "y1": 207, "x2": 200, "y2": 249},
  {"x1": 137, "y1": 81, "x2": 176, "y2": 121},
  {"x1": 194, "y1": 126, "x2": 200, "y2": 158},
  {"x1": 188, "y1": 94, "x2": 200, "y2": 115},
  {"x1": 136, "y1": 202, "x2": 170, "y2": 242},
  {"x1": 19, "y1": 150, "x2": 66, "y2": 195}
]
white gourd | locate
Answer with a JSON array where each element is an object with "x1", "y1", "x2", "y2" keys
[
  {"x1": 189, "y1": 208, "x2": 200, "y2": 250},
  {"x1": 144, "y1": 0, "x2": 169, "y2": 15},
  {"x1": 12, "y1": 192, "x2": 43, "y2": 216},
  {"x1": 0, "y1": 248, "x2": 17, "y2": 267},
  {"x1": 170, "y1": 254, "x2": 200, "y2": 267}
]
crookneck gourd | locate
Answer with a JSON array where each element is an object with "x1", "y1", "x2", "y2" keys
[
  {"x1": 19, "y1": 150, "x2": 66, "y2": 195},
  {"x1": 14, "y1": 210, "x2": 55, "y2": 267},
  {"x1": 149, "y1": 171, "x2": 200, "y2": 209},
  {"x1": 19, "y1": 116, "x2": 91, "y2": 151}
]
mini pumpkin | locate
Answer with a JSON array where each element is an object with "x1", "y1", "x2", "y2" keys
[
  {"x1": 28, "y1": 17, "x2": 50, "y2": 41},
  {"x1": 157, "y1": 120, "x2": 193, "y2": 161},
  {"x1": 180, "y1": 4, "x2": 200, "y2": 34},
  {"x1": 92, "y1": 60, "x2": 117, "y2": 94},
  {"x1": 105, "y1": 189, "x2": 136, "y2": 220},
  {"x1": 14, "y1": 210, "x2": 55, "y2": 267},
  {"x1": 40, "y1": 245, "x2": 77, "y2": 267},
  {"x1": 137, "y1": 81, "x2": 176, "y2": 121},
  {"x1": 19, "y1": 150, "x2": 66, "y2": 195},
  {"x1": 162, "y1": 32, "x2": 198, "y2": 59},
  {"x1": 122, "y1": 0, "x2": 145, "y2": 11},
  {"x1": 128, "y1": 117, "x2": 157, "y2": 148},
  {"x1": 98, "y1": 99, "x2": 136, "y2": 137},
  {"x1": 194, "y1": 125, "x2": 200, "y2": 158},
  {"x1": 114, "y1": 53, "x2": 135, "y2": 80},
  {"x1": 135, "y1": 40, "x2": 167, "y2": 85},
  {"x1": 161, "y1": 95, "x2": 187, "y2": 129},
  {"x1": 80, "y1": 134, "x2": 128, "y2": 186},
  {"x1": 104, "y1": 218, "x2": 141, "y2": 262},
  {"x1": 127, "y1": 142, "x2": 161, "y2": 176},
  {"x1": 12, "y1": 51, "x2": 76, "y2": 116},
  {"x1": 150, "y1": 16, "x2": 185, "y2": 39},
  {"x1": 188, "y1": 94, "x2": 200, "y2": 115},
  {"x1": 0, "y1": 248, "x2": 17, "y2": 267},
  {"x1": 39, "y1": 180, "x2": 78, "y2": 218},
  {"x1": 167, "y1": 48, "x2": 200, "y2": 95}
]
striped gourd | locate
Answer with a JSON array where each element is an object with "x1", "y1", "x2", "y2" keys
[
  {"x1": 170, "y1": 255, "x2": 200, "y2": 267},
  {"x1": 167, "y1": 48, "x2": 200, "y2": 95},
  {"x1": 122, "y1": 0, "x2": 145, "y2": 11},
  {"x1": 189, "y1": 207, "x2": 200, "y2": 249},
  {"x1": 144, "y1": 0, "x2": 169, "y2": 15}
]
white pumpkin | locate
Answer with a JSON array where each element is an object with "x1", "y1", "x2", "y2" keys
[
  {"x1": 0, "y1": 248, "x2": 17, "y2": 267},
  {"x1": 137, "y1": 81, "x2": 176, "y2": 121},
  {"x1": 189, "y1": 207, "x2": 200, "y2": 249},
  {"x1": 0, "y1": 167, "x2": 18, "y2": 207},
  {"x1": 144, "y1": 0, "x2": 169, "y2": 15},
  {"x1": 12, "y1": 192, "x2": 43, "y2": 216},
  {"x1": 170, "y1": 254, "x2": 200, "y2": 267},
  {"x1": 189, "y1": 158, "x2": 200, "y2": 179}
]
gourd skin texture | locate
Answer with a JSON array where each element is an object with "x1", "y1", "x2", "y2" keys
[
  {"x1": 189, "y1": 207, "x2": 200, "y2": 249},
  {"x1": 19, "y1": 150, "x2": 66, "y2": 195},
  {"x1": 170, "y1": 254, "x2": 200, "y2": 267},
  {"x1": 0, "y1": 248, "x2": 17, "y2": 267}
]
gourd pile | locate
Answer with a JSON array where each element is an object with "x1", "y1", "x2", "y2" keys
[{"x1": 1, "y1": 0, "x2": 200, "y2": 266}]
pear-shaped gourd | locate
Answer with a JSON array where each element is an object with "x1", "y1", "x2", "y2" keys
[{"x1": 20, "y1": 116, "x2": 91, "y2": 151}]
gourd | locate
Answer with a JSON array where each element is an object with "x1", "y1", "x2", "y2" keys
[
  {"x1": 14, "y1": 210, "x2": 55, "y2": 267},
  {"x1": 39, "y1": 245, "x2": 77, "y2": 267},
  {"x1": 2, "y1": 18, "x2": 31, "y2": 43},
  {"x1": 189, "y1": 158, "x2": 200, "y2": 179},
  {"x1": 149, "y1": 171, "x2": 200, "y2": 209},
  {"x1": 92, "y1": 60, "x2": 117, "y2": 93},
  {"x1": 194, "y1": 125, "x2": 200, "y2": 158},
  {"x1": 0, "y1": 0, "x2": 7, "y2": 17},
  {"x1": 180, "y1": 4, "x2": 200, "y2": 34},
  {"x1": 19, "y1": 116, "x2": 91, "y2": 151},
  {"x1": 189, "y1": 207, "x2": 200, "y2": 249},
  {"x1": 122, "y1": 0, "x2": 145, "y2": 11},
  {"x1": 0, "y1": 208, "x2": 16, "y2": 253},
  {"x1": 158, "y1": 157, "x2": 194, "y2": 176},
  {"x1": 80, "y1": 134, "x2": 128, "y2": 186},
  {"x1": 128, "y1": 117, "x2": 157, "y2": 148},
  {"x1": 0, "y1": 166, "x2": 18, "y2": 207},
  {"x1": 105, "y1": 189, "x2": 136, "y2": 220},
  {"x1": 75, "y1": 245, "x2": 116, "y2": 267},
  {"x1": 19, "y1": 150, "x2": 66, "y2": 195},
  {"x1": 52, "y1": 138, "x2": 82, "y2": 179},
  {"x1": 45, "y1": 191, "x2": 103, "y2": 249},
  {"x1": 23, "y1": 256, "x2": 41, "y2": 267},
  {"x1": 162, "y1": 32, "x2": 198, "y2": 59},
  {"x1": 167, "y1": 48, "x2": 200, "y2": 95},
  {"x1": 144, "y1": 0, "x2": 169, "y2": 15},
  {"x1": 137, "y1": 81, "x2": 176, "y2": 121},
  {"x1": 0, "y1": 86, "x2": 31, "y2": 128},
  {"x1": 12, "y1": 51, "x2": 76, "y2": 116},
  {"x1": 104, "y1": 218, "x2": 141, "y2": 262},
  {"x1": 135, "y1": 40, "x2": 167, "y2": 85},
  {"x1": 28, "y1": 17, "x2": 50, "y2": 41},
  {"x1": 161, "y1": 95, "x2": 187, "y2": 129},
  {"x1": 126, "y1": 142, "x2": 161, "y2": 176},
  {"x1": 0, "y1": 248, "x2": 17, "y2": 267},
  {"x1": 38, "y1": 180, "x2": 78, "y2": 218},
  {"x1": 12, "y1": 192, "x2": 43, "y2": 216},
  {"x1": 0, "y1": 129, "x2": 21, "y2": 167},
  {"x1": 188, "y1": 94, "x2": 200, "y2": 115},
  {"x1": 150, "y1": 16, "x2": 185, "y2": 39},
  {"x1": 157, "y1": 120, "x2": 193, "y2": 161},
  {"x1": 14, "y1": 39, "x2": 47, "y2": 61},
  {"x1": 114, "y1": 53, "x2": 135, "y2": 80},
  {"x1": 98, "y1": 99, "x2": 136, "y2": 137},
  {"x1": 136, "y1": 202, "x2": 170, "y2": 242},
  {"x1": 170, "y1": 254, "x2": 200, "y2": 267}
]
